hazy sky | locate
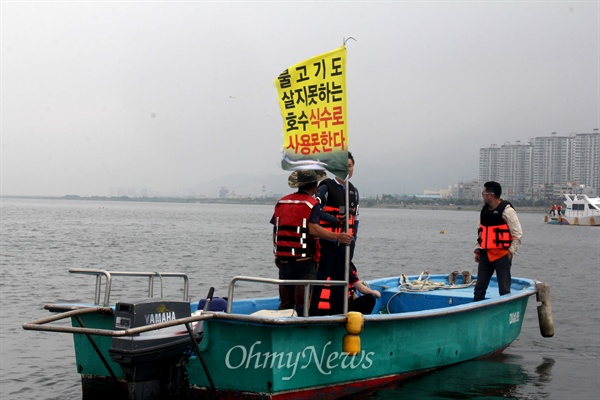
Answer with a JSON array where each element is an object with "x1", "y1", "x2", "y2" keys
[{"x1": 2, "y1": 1, "x2": 598, "y2": 197}]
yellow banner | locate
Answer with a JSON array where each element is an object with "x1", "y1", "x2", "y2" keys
[{"x1": 274, "y1": 46, "x2": 348, "y2": 179}]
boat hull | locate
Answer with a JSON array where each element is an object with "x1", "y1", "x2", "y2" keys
[
  {"x1": 546, "y1": 215, "x2": 600, "y2": 226},
  {"x1": 187, "y1": 299, "x2": 528, "y2": 398},
  {"x1": 56, "y1": 275, "x2": 535, "y2": 399}
]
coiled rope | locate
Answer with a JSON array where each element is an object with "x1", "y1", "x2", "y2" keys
[
  {"x1": 385, "y1": 270, "x2": 477, "y2": 314},
  {"x1": 398, "y1": 270, "x2": 476, "y2": 292}
]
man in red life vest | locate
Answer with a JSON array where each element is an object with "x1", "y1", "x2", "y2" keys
[
  {"x1": 473, "y1": 181, "x2": 523, "y2": 301},
  {"x1": 310, "y1": 153, "x2": 359, "y2": 315},
  {"x1": 271, "y1": 170, "x2": 353, "y2": 316}
]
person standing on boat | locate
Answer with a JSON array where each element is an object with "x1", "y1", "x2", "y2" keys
[
  {"x1": 271, "y1": 170, "x2": 353, "y2": 316},
  {"x1": 550, "y1": 204, "x2": 556, "y2": 216},
  {"x1": 557, "y1": 204, "x2": 562, "y2": 216},
  {"x1": 473, "y1": 181, "x2": 523, "y2": 301},
  {"x1": 310, "y1": 152, "x2": 359, "y2": 316}
]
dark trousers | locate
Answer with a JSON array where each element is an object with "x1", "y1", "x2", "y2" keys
[
  {"x1": 310, "y1": 241, "x2": 349, "y2": 315},
  {"x1": 277, "y1": 258, "x2": 316, "y2": 316},
  {"x1": 473, "y1": 250, "x2": 512, "y2": 301},
  {"x1": 349, "y1": 294, "x2": 376, "y2": 314}
]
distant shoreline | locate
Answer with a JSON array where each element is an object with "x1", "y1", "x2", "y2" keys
[{"x1": 1, "y1": 195, "x2": 548, "y2": 214}]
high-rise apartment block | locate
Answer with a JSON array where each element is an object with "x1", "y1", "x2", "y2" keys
[{"x1": 479, "y1": 132, "x2": 599, "y2": 199}]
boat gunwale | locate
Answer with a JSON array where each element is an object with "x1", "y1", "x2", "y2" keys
[{"x1": 23, "y1": 277, "x2": 538, "y2": 336}]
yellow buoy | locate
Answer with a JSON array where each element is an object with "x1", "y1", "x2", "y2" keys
[
  {"x1": 343, "y1": 333, "x2": 360, "y2": 355},
  {"x1": 345, "y1": 311, "x2": 364, "y2": 335},
  {"x1": 440, "y1": 230, "x2": 444, "y2": 234}
]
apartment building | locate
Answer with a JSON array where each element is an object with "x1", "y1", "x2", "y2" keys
[
  {"x1": 572, "y1": 133, "x2": 600, "y2": 192},
  {"x1": 478, "y1": 131, "x2": 599, "y2": 199}
]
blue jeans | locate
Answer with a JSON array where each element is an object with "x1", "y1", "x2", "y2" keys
[{"x1": 473, "y1": 250, "x2": 512, "y2": 301}]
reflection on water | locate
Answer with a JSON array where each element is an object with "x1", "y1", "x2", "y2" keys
[
  {"x1": 362, "y1": 354, "x2": 555, "y2": 399},
  {"x1": 535, "y1": 357, "x2": 556, "y2": 384}
]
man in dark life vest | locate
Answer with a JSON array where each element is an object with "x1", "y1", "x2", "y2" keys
[
  {"x1": 473, "y1": 181, "x2": 523, "y2": 301},
  {"x1": 310, "y1": 153, "x2": 359, "y2": 315},
  {"x1": 271, "y1": 170, "x2": 353, "y2": 316}
]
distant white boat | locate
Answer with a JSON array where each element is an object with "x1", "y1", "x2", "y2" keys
[{"x1": 545, "y1": 194, "x2": 600, "y2": 226}]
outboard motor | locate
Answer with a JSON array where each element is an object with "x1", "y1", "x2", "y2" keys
[{"x1": 108, "y1": 299, "x2": 192, "y2": 399}]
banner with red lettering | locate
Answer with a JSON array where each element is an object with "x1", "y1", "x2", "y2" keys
[{"x1": 274, "y1": 46, "x2": 348, "y2": 179}]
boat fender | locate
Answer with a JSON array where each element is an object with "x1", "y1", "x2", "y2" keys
[
  {"x1": 557, "y1": 215, "x2": 562, "y2": 224},
  {"x1": 574, "y1": 217, "x2": 578, "y2": 225},
  {"x1": 590, "y1": 217, "x2": 595, "y2": 226},
  {"x1": 345, "y1": 311, "x2": 364, "y2": 335},
  {"x1": 343, "y1": 334, "x2": 360, "y2": 356},
  {"x1": 343, "y1": 312, "x2": 363, "y2": 355},
  {"x1": 535, "y1": 282, "x2": 555, "y2": 338},
  {"x1": 544, "y1": 215, "x2": 548, "y2": 223}
]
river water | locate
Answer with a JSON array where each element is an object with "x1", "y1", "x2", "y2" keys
[{"x1": 0, "y1": 198, "x2": 598, "y2": 399}]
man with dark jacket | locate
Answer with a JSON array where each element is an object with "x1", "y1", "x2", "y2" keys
[{"x1": 310, "y1": 153, "x2": 359, "y2": 315}]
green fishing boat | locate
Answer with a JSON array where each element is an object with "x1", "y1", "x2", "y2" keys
[{"x1": 23, "y1": 268, "x2": 553, "y2": 399}]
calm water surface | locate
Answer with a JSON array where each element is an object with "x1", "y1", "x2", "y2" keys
[{"x1": 1, "y1": 198, "x2": 598, "y2": 399}]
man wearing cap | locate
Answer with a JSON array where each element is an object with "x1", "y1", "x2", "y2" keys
[{"x1": 271, "y1": 170, "x2": 353, "y2": 316}]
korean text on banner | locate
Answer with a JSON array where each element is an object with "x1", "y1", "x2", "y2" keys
[{"x1": 274, "y1": 46, "x2": 348, "y2": 180}]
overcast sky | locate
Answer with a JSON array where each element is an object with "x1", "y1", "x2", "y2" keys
[{"x1": 2, "y1": 1, "x2": 598, "y2": 197}]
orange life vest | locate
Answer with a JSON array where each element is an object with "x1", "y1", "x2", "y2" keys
[
  {"x1": 317, "y1": 277, "x2": 331, "y2": 310},
  {"x1": 318, "y1": 179, "x2": 358, "y2": 236},
  {"x1": 478, "y1": 201, "x2": 514, "y2": 250}
]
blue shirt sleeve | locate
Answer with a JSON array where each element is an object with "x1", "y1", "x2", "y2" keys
[{"x1": 309, "y1": 203, "x2": 322, "y2": 224}]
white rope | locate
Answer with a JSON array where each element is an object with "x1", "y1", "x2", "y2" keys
[
  {"x1": 398, "y1": 270, "x2": 476, "y2": 292},
  {"x1": 382, "y1": 270, "x2": 478, "y2": 313}
]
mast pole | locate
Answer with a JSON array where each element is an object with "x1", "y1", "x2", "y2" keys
[{"x1": 343, "y1": 174, "x2": 350, "y2": 314}]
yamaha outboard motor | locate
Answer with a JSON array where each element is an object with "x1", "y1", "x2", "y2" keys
[{"x1": 108, "y1": 299, "x2": 192, "y2": 399}]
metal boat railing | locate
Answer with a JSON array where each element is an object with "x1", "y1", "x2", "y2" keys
[
  {"x1": 23, "y1": 268, "x2": 350, "y2": 336},
  {"x1": 68, "y1": 268, "x2": 190, "y2": 306},
  {"x1": 23, "y1": 269, "x2": 545, "y2": 336},
  {"x1": 227, "y1": 275, "x2": 349, "y2": 316},
  {"x1": 67, "y1": 268, "x2": 344, "y2": 316}
]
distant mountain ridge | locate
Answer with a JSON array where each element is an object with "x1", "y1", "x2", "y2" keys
[{"x1": 186, "y1": 154, "x2": 476, "y2": 198}]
